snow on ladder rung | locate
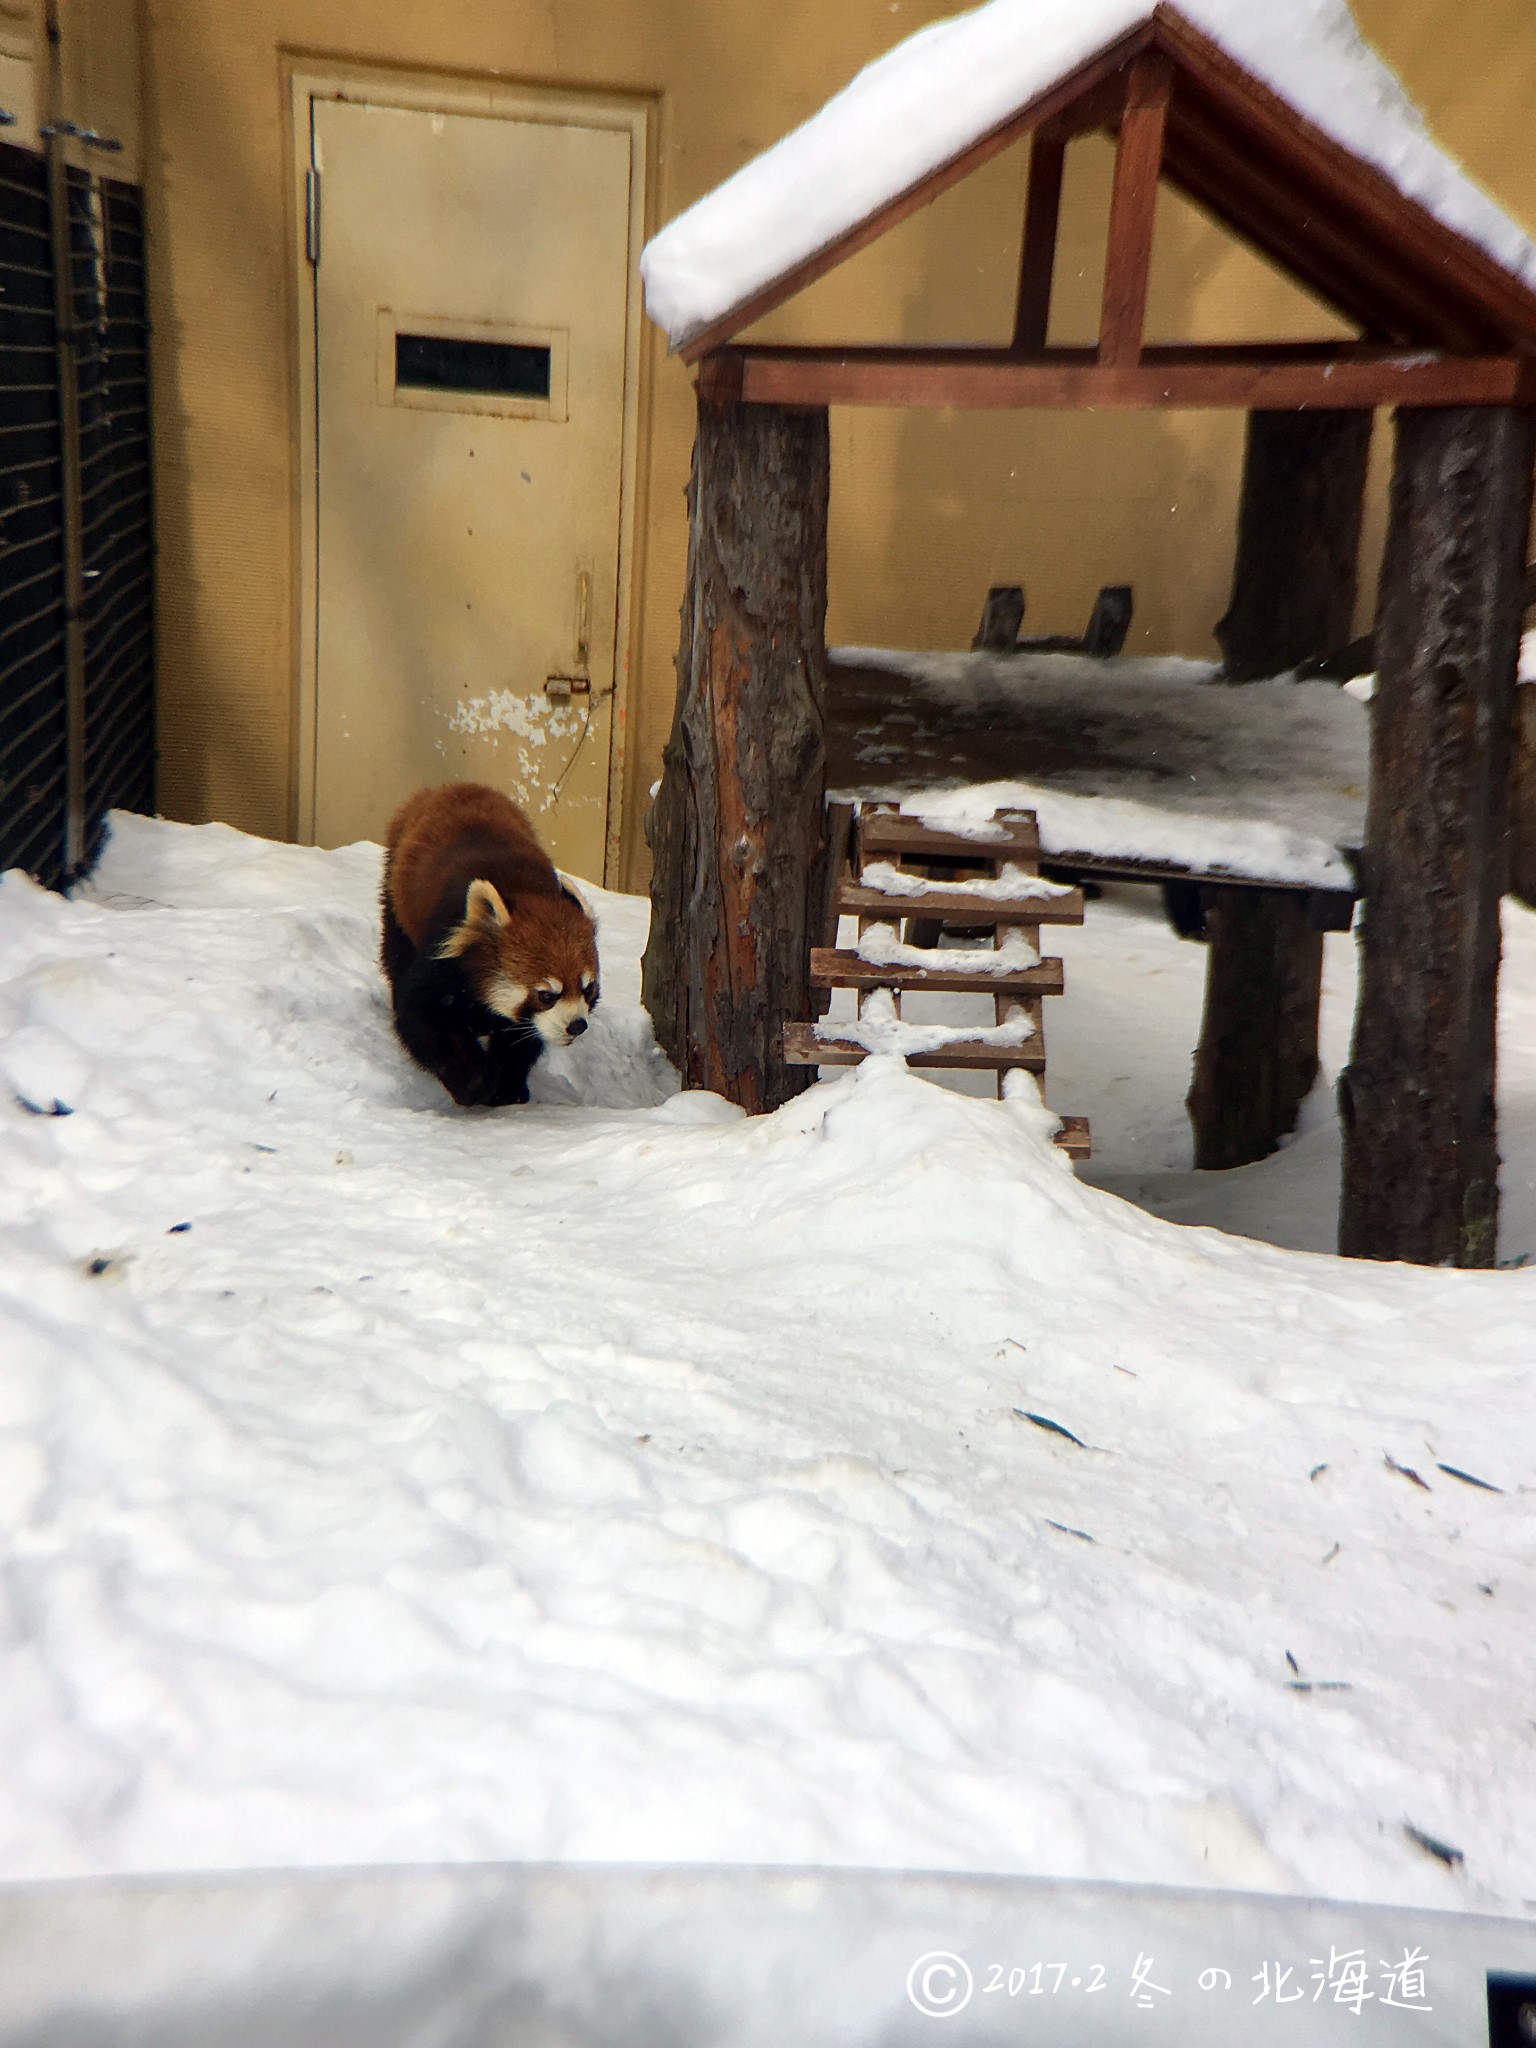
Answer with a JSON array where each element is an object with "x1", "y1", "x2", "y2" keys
[
  {"x1": 794, "y1": 800, "x2": 1090, "y2": 1162},
  {"x1": 809, "y1": 948, "x2": 1065, "y2": 997},
  {"x1": 783, "y1": 1023, "x2": 1046, "y2": 1072},
  {"x1": 856, "y1": 809, "x2": 1041, "y2": 863},
  {"x1": 836, "y1": 881, "x2": 1084, "y2": 925}
]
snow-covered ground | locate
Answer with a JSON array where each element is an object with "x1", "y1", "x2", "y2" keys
[{"x1": 1, "y1": 813, "x2": 1534, "y2": 1919}]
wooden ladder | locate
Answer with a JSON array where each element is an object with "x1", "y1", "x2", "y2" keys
[{"x1": 784, "y1": 803, "x2": 1090, "y2": 1159}]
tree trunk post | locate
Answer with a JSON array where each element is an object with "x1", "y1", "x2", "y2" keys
[
  {"x1": 1511, "y1": 680, "x2": 1536, "y2": 910},
  {"x1": 1217, "y1": 407, "x2": 1374, "y2": 682},
  {"x1": 642, "y1": 395, "x2": 830, "y2": 1112},
  {"x1": 1187, "y1": 887, "x2": 1326, "y2": 1170},
  {"x1": 1339, "y1": 404, "x2": 1536, "y2": 1266},
  {"x1": 1188, "y1": 409, "x2": 1372, "y2": 1169}
]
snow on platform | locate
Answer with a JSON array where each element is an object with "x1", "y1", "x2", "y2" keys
[
  {"x1": 641, "y1": 0, "x2": 1536, "y2": 347},
  {"x1": 828, "y1": 645, "x2": 1367, "y2": 891},
  {"x1": 1, "y1": 813, "x2": 1534, "y2": 1915}
]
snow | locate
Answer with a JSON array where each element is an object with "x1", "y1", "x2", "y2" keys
[
  {"x1": 832, "y1": 646, "x2": 1366, "y2": 890},
  {"x1": 814, "y1": 987, "x2": 1037, "y2": 1055},
  {"x1": 856, "y1": 921, "x2": 1041, "y2": 973},
  {"x1": 2, "y1": 811, "x2": 1536, "y2": 1920},
  {"x1": 640, "y1": 0, "x2": 1536, "y2": 347},
  {"x1": 858, "y1": 858, "x2": 1074, "y2": 902}
]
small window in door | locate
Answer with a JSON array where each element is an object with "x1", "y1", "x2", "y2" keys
[{"x1": 377, "y1": 311, "x2": 568, "y2": 421}]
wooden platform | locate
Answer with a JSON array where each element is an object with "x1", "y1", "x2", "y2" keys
[{"x1": 824, "y1": 648, "x2": 1362, "y2": 925}]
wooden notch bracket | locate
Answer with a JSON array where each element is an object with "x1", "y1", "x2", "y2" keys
[{"x1": 1099, "y1": 50, "x2": 1173, "y2": 367}]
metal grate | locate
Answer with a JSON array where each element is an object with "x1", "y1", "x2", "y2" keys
[
  {"x1": 0, "y1": 140, "x2": 68, "y2": 888},
  {"x1": 68, "y1": 168, "x2": 155, "y2": 870},
  {"x1": 0, "y1": 143, "x2": 154, "y2": 891}
]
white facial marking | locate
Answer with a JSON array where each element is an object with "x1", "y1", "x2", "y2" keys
[{"x1": 485, "y1": 977, "x2": 528, "y2": 1021}]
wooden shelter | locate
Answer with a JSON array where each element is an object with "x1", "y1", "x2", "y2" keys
[{"x1": 641, "y1": 1, "x2": 1536, "y2": 1269}]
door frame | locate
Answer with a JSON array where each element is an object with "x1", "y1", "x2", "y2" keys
[{"x1": 287, "y1": 62, "x2": 651, "y2": 884}]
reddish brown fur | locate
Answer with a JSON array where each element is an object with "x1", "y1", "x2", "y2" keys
[{"x1": 381, "y1": 783, "x2": 599, "y2": 1106}]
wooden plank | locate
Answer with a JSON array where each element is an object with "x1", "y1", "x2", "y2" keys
[
  {"x1": 1053, "y1": 1114, "x2": 1092, "y2": 1160},
  {"x1": 673, "y1": 22, "x2": 1158, "y2": 362},
  {"x1": 1098, "y1": 51, "x2": 1173, "y2": 366},
  {"x1": 1037, "y1": 76, "x2": 1128, "y2": 147},
  {"x1": 1013, "y1": 132, "x2": 1066, "y2": 351},
  {"x1": 1039, "y1": 847, "x2": 1358, "y2": 909},
  {"x1": 784, "y1": 1022, "x2": 1046, "y2": 1071},
  {"x1": 1339, "y1": 404, "x2": 1536, "y2": 1267},
  {"x1": 838, "y1": 881, "x2": 1082, "y2": 924},
  {"x1": 857, "y1": 811, "x2": 1041, "y2": 861},
  {"x1": 717, "y1": 345, "x2": 1536, "y2": 412},
  {"x1": 813, "y1": 798, "x2": 857, "y2": 1017},
  {"x1": 1150, "y1": 6, "x2": 1536, "y2": 351},
  {"x1": 810, "y1": 948, "x2": 1065, "y2": 997},
  {"x1": 818, "y1": 798, "x2": 856, "y2": 945}
]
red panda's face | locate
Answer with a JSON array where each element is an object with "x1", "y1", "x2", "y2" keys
[{"x1": 448, "y1": 879, "x2": 600, "y2": 1048}]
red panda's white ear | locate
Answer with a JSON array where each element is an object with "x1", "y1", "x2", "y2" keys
[
  {"x1": 464, "y1": 878, "x2": 511, "y2": 932},
  {"x1": 557, "y1": 872, "x2": 593, "y2": 918}
]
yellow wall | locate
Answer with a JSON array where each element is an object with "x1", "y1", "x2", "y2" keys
[
  {"x1": 130, "y1": 0, "x2": 1536, "y2": 885},
  {"x1": 1, "y1": 0, "x2": 144, "y2": 168}
]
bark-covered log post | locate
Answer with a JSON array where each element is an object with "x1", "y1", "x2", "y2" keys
[
  {"x1": 1217, "y1": 408, "x2": 1374, "y2": 682},
  {"x1": 1188, "y1": 409, "x2": 1372, "y2": 1169},
  {"x1": 1186, "y1": 885, "x2": 1326, "y2": 1169},
  {"x1": 642, "y1": 395, "x2": 831, "y2": 1111},
  {"x1": 1339, "y1": 404, "x2": 1536, "y2": 1266},
  {"x1": 1512, "y1": 681, "x2": 1536, "y2": 910}
]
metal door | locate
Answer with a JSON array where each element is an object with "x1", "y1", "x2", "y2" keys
[{"x1": 309, "y1": 97, "x2": 632, "y2": 875}]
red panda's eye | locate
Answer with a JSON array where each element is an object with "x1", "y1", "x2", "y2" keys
[{"x1": 532, "y1": 988, "x2": 559, "y2": 1010}]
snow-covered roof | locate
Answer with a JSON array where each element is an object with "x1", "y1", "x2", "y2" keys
[{"x1": 641, "y1": 0, "x2": 1536, "y2": 355}]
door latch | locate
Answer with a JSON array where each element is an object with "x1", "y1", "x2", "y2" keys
[{"x1": 545, "y1": 564, "x2": 594, "y2": 702}]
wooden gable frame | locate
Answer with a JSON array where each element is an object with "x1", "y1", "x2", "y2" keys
[
  {"x1": 680, "y1": 5, "x2": 1536, "y2": 413},
  {"x1": 646, "y1": 7, "x2": 1536, "y2": 1271}
]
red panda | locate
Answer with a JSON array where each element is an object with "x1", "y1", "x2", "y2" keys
[{"x1": 381, "y1": 783, "x2": 599, "y2": 1107}]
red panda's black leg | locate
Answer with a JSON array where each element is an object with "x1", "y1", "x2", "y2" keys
[
  {"x1": 391, "y1": 954, "x2": 500, "y2": 1106},
  {"x1": 380, "y1": 890, "x2": 415, "y2": 1000},
  {"x1": 481, "y1": 1026, "x2": 541, "y2": 1106}
]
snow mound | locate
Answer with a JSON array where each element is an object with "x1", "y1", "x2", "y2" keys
[{"x1": 1, "y1": 814, "x2": 1534, "y2": 1916}]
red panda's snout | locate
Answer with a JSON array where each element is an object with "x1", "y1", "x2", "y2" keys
[{"x1": 514, "y1": 969, "x2": 599, "y2": 1048}]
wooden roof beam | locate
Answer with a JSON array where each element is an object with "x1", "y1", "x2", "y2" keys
[
  {"x1": 1163, "y1": 96, "x2": 1502, "y2": 351},
  {"x1": 674, "y1": 22, "x2": 1157, "y2": 364},
  {"x1": 1099, "y1": 50, "x2": 1174, "y2": 366},
  {"x1": 1012, "y1": 132, "x2": 1066, "y2": 351},
  {"x1": 1149, "y1": 6, "x2": 1536, "y2": 350},
  {"x1": 697, "y1": 342, "x2": 1536, "y2": 411}
]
